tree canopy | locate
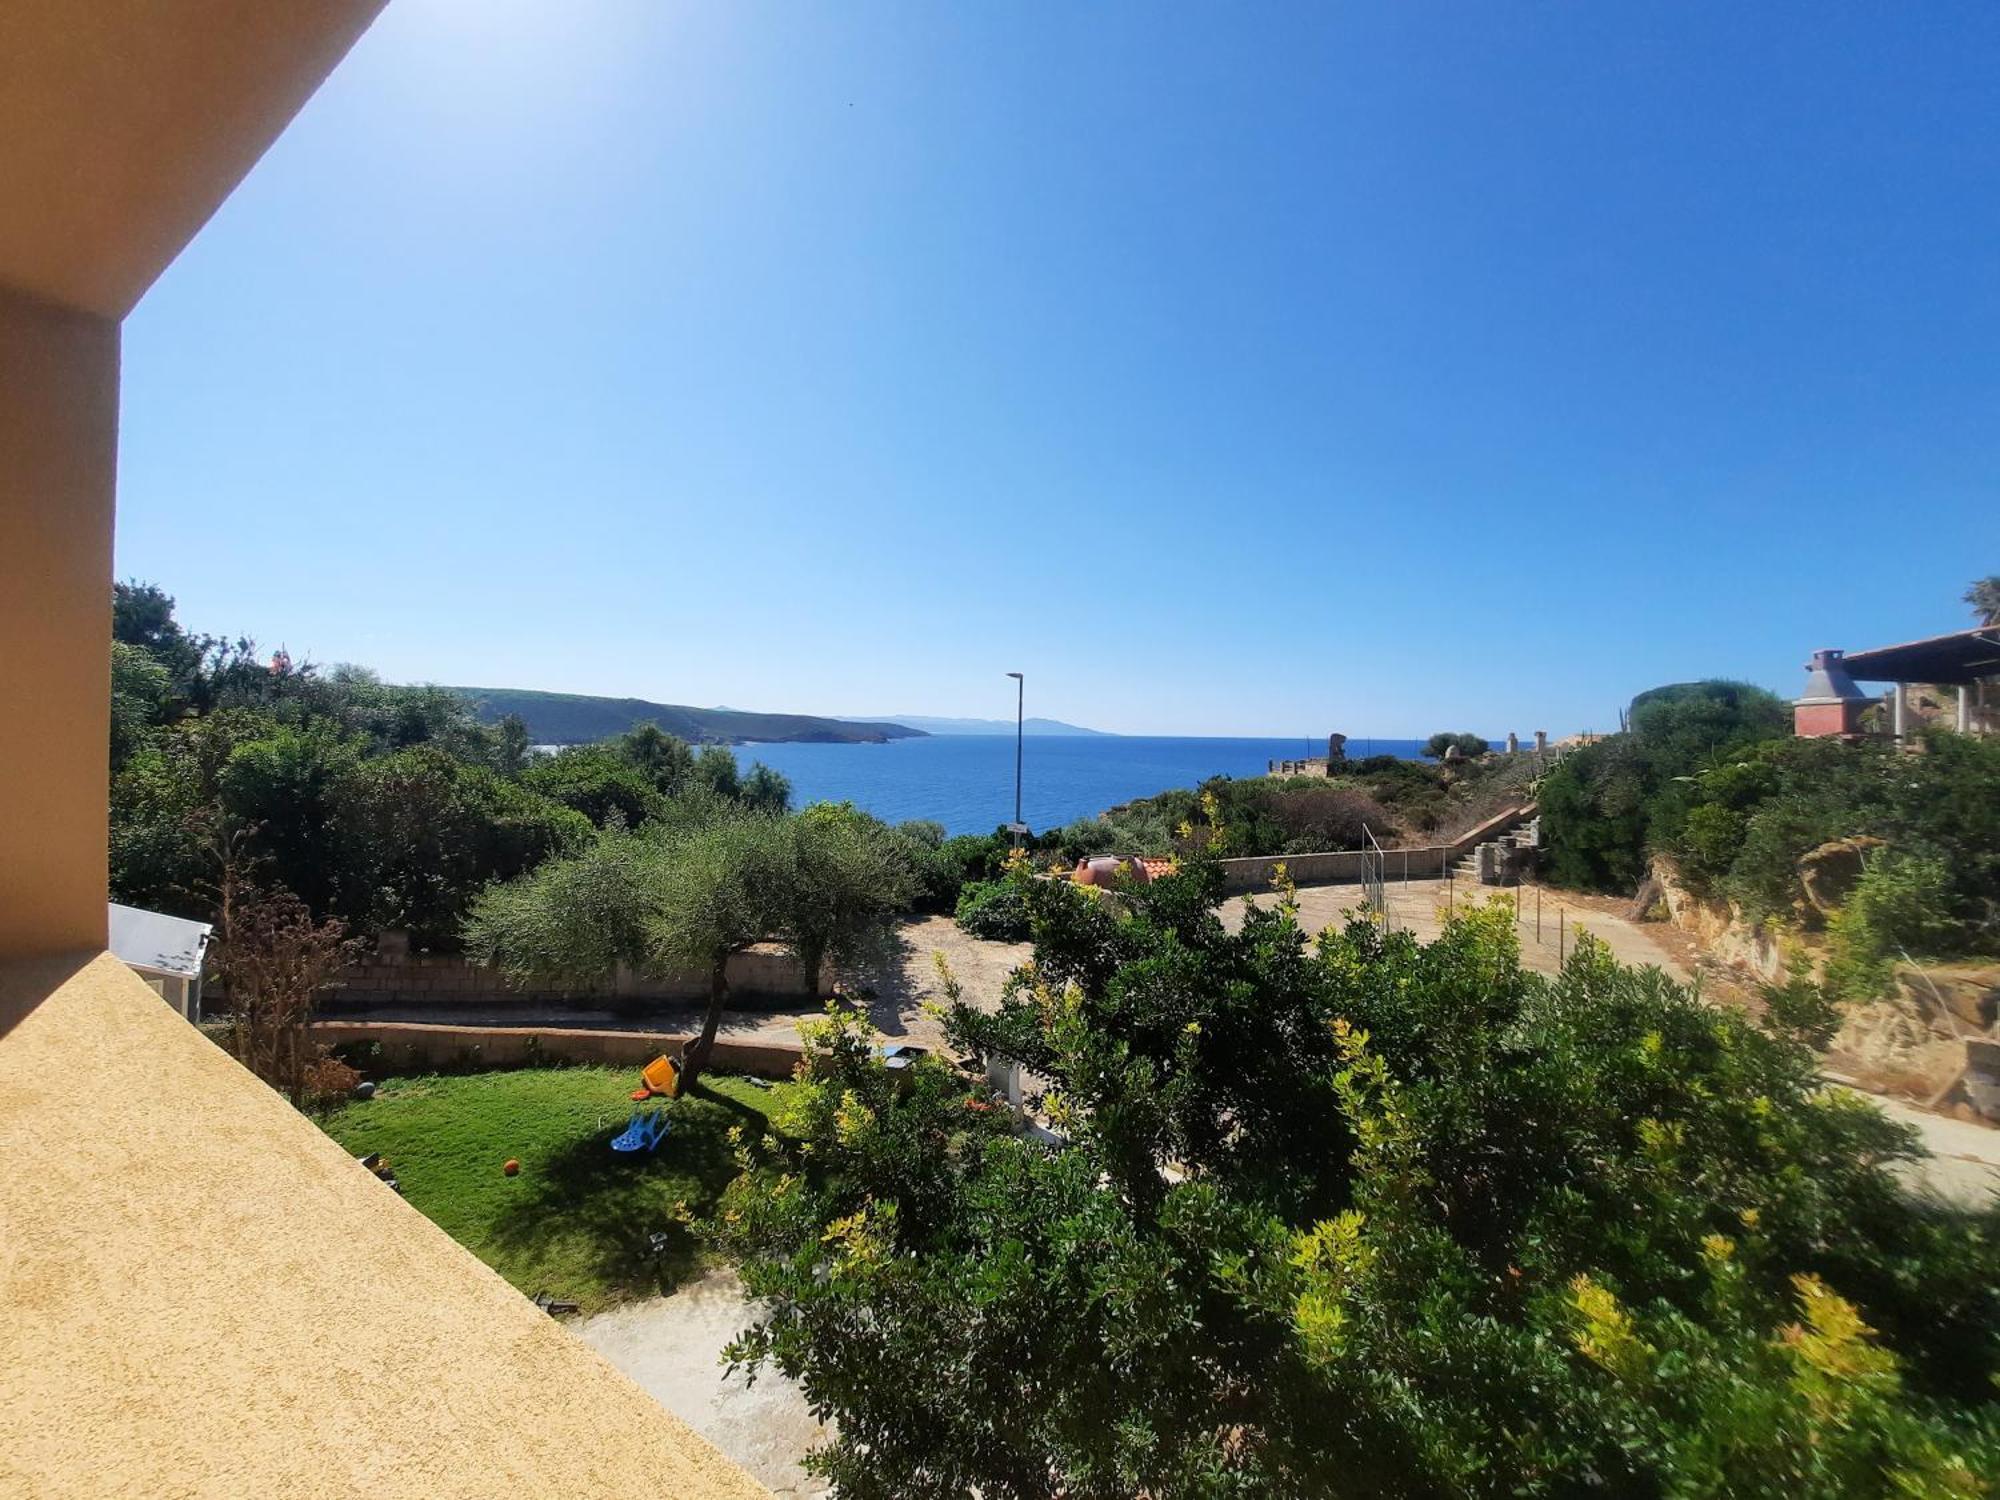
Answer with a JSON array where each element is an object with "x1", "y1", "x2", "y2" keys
[
  {"x1": 1538, "y1": 680, "x2": 1791, "y2": 892},
  {"x1": 108, "y1": 583, "x2": 799, "y2": 949},
  {"x1": 714, "y1": 861, "x2": 2000, "y2": 1497},
  {"x1": 463, "y1": 802, "x2": 916, "y2": 1082},
  {"x1": 1965, "y1": 574, "x2": 2000, "y2": 627},
  {"x1": 1423, "y1": 730, "x2": 1491, "y2": 760}
]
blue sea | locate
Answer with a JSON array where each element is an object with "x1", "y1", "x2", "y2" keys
[{"x1": 733, "y1": 735, "x2": 1435, "y2": 837}]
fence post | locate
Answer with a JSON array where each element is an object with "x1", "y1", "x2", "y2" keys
[{"x1": 1559, "y1": 909, "x2": 1565, "y2": 964}]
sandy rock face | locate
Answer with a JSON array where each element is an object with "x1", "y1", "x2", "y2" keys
[
  {"x1": 1650, "y1": 860, "x2": 1789, "y2": 983},
  {"x1": 1829, "y1": 1001, "x2": 1966, "y2": 1100},
  {"x1": 1893, "y1": 963, "x2": 2000, "y2": 1033},
  {"x1": 1797, "y1": 835, "x2": 1888, "y2": 917}
]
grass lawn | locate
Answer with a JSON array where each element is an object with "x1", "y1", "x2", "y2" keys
[{"x1": 318, "y1": 1066, "x2": 790, "y2": 1314}]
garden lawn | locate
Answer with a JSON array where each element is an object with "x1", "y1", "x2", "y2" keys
[{"x1": 318, "y1": 1067, "x2": 789, "y2": 1314}]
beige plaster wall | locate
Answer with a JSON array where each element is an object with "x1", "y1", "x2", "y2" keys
[
  {"x1": 0, "y1": 953, "x2": 771, "y2": 1499},
  {"x1": 0, "y1": 288, "x2": 119, "y2": 957},
  {"x1": 0, "y1": 1, "x2": 388, "y2": 319}
]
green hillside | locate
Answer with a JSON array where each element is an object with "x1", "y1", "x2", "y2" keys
[{"x1": 449, "y1": 687, "x2": 923, "y2": 746}]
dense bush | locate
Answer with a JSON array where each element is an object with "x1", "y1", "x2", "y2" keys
[
  {"x1": 108, "y1": 582, "x2": 810, "y2": 951},
  {"x1": 1265, "y1": 783, "x2": 1393, "y2": 850},
  {"x1": 331, "y1": 748, "x2": 592, "y2": 946},
  {"x1": 1822, "y1": 850, "x2": 1962, "y2": 1001},
  {"x1": 953, "y1": 876, "x2": 1032, "y2": 941},
  {"x1": 519, "y1": 744, "x2": 664, "y2": 828},
  {"x1": 715, "y1": 859, "x2": 2000, "y2": 1497},
  {"x1": 1423, "y1": 730, "x2": 1490, "y2": 759},
  {"x1": 1539, "y1": 680, "x2": 1792, "y2": 892}
]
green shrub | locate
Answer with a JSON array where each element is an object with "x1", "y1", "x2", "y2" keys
[
  {"x1": 1541, "y1": 680, "x2": 1810, "y2": 895},
  {"x1": 1710, "y1": 734, "x2": 2000, "y2": 946},
  {"x1": 953, "y1": 877, "x2": 1031, "y2": 942},
  {"x1": 1823, "y1": 849, "x2": 1960, "y2": 1001},
  {"x1": 1539, "y1": 738, "x2": 1650, "y2": 891},
  {"x1": 716, "y1": 859, "x2": 2000, "y2": 1497},
  {"x1": 1676, "y1": 801, "x2": 1747, "y2": 888},
  {"x1": 1423, "y1": 730, "x2": 1490, "y2": 759}
]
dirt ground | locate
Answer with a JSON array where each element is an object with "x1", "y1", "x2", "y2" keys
[
  {"x1": 838, "y1": 913, "x2": 1032, "y2": 1048},
  {"x1": 578, "y1": 1269, "x2": 830, "y2": 1499},
  {"x1": 1224, "y1": 876, "x2": 1693, "y2": 983}
]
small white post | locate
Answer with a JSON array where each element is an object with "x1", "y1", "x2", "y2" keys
[
  {"x1": 1892, "y1": 683, "x2": 1908, "y2": 738},
  {"x1": 1959, "y1": 685, "x2": 1972, "y2": 734}
]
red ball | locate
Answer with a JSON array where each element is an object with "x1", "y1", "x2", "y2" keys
[{"x1": 503, "y1": 1159, "x2": 520, "y2": 1177}]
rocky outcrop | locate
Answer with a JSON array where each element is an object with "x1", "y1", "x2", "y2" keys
[
  {"x1": 1827, "y1": 1002, "x2": 1966, "y2": 1103},
  {"x1": 1650, "y1": 859, "x2": 1789, "y2": 983},
  {"x1": 1894, "y1": 962, "x2": 2000, "y2": 1033},
  {"x1": 1798, "y1": 836, "x2": 1888, "y2": 917},
  {"x1": 1649, "y1": 858, "x2": 2000, "y2": 1121}
]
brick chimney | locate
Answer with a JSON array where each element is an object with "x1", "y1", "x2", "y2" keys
[{"x1": 1794, "y1": 649, "x2": 1870, "y2": 737}]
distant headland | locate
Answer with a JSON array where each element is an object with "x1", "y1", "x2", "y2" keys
[
  {"x1": 844, "y1": 714, "x2": 1109, "y2": 737},
  {"x1": 450, "y1": 687, "x2": 924, "y2": 746}
]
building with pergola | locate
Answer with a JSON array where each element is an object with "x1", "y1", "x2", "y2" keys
[{"x1": 1794, "y1": 627, "x2": 2000, "y2": 738}]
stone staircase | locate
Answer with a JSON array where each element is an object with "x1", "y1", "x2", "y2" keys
[{"x1": 1453, "y1": 813, "x2": 1541, "y2": 887}]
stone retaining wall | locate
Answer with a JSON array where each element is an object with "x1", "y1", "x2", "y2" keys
[
  {"x1": 316, "y1": 936, "x2": 829, "y2": 1013},
  {"x1": 1216, "y1": 805, "x2": 1534, "y2": 894},
  {"x1": 312, "y1": 1019, "x2": 806, "y2": 1080}
]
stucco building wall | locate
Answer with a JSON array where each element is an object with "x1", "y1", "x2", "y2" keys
[
  {"x1": 0, "y1": 289, "x2": 119, "y2": 956},
  {"x1": 0, "y1": 953, "x2": 770, "y2": 1498}
]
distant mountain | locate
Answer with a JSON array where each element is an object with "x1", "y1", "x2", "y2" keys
[
  {"x1": 451, "y1": 687, "x2": 925, "y2": 746},
  {"x1": 848, "y1": 714, "x2": 1110, "y2": 737}
]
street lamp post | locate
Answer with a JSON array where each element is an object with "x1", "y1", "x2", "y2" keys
[{"x1": 1006, "y1": 671, "x2": 1025, "y2": 844}]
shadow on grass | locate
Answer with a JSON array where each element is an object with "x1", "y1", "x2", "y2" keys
[
  {"x1": 483, "y1": 1092, "x2": 754, "y2": 1306},
  {"x1": 687, "y1": 1078, "x2": 776, "y2": 1127}
]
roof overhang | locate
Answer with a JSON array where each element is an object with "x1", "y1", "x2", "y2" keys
[
  {"x1": 1840, "y1": 628, "x2": 2000, "y2": 687},
  {"x1": 108, "y1": 903, "x2": 212, "y2": 981},
  {"x1": 0, "y1": 1, "x2": 386, "y2": 320}
]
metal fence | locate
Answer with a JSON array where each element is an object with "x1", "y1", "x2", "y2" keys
[{"x1": 1360, "y1": 824, "x2": 1392, "y2": 932}]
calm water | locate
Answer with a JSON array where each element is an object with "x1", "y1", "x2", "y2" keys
[{"x1": 734, "y1": 735, "x2": 1436, "y2": 836}]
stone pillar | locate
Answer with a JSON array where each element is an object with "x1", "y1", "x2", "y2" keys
[
  {"x1": 1534, "y1": 730, "x2": 1548, "y2": 754},
  {"x1": 1506, "y1": 731, "x2": 1519, "y2": 754},
  {"x1": 0, "y1": 289, "x2": 120, "y2": 957},
  {"x1": 1892, "y1": 683, "x2": 1908, "y2": 738},
  {"x1": 1959, "y1": 685, "x2": 1972, "y2": 734}
]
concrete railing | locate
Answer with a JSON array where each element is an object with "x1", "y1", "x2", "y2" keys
[{"x1": 1216, "y1": 804, "x2": 1535, "y2": 894}]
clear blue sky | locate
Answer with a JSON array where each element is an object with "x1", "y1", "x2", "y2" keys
[{"x1": 116, "y1": 1, "x2": 1997, "y2": 737}]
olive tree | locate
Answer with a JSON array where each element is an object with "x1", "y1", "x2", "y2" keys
[
  {"x1": 466, "y1": 806, "x2": 916, "y2": 1085},
  {"x1": 775, "y1": 802, "x2": 919, "y2": 993},
  {"x1": 1422, "y1": 730, "x2": 1490, "y2": 760}
]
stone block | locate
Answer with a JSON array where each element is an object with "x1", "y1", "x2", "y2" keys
[
  {"x1": 1896, "y1": 963, "x2": 2000, "y2": 1032},
  {"x1": 1966, "y1": 1039, "x2": 2000, "y2": 1123}
]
